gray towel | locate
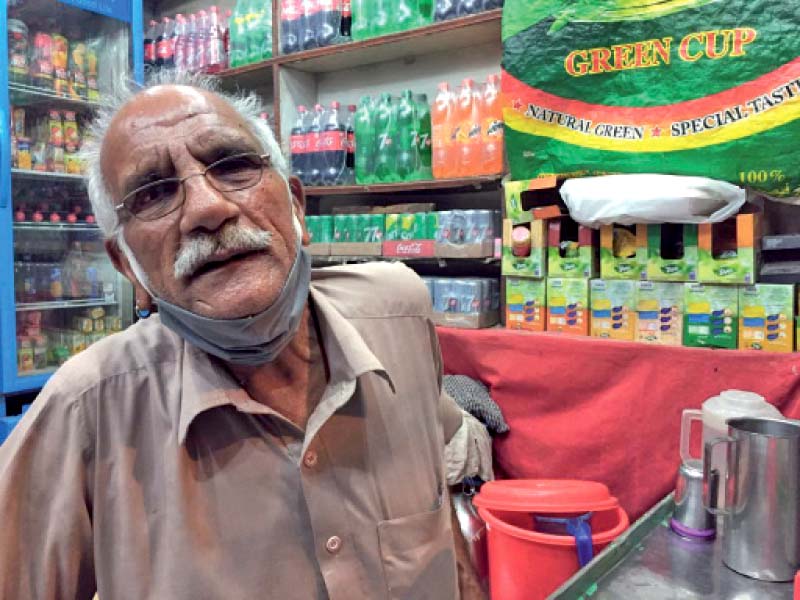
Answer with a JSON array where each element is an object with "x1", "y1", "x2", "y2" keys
[{"x1": 443, "y1": 375, "x2": 509, "y2": 434}]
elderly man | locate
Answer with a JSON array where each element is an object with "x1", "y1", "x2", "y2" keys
[{"x1": 0, "y1": 73, "x2": 492, "y2": 600}]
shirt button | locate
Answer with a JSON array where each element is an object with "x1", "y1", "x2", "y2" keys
[
  {"x1": 325, "y1": 535, "x2": 342, "y2": 554},
  {"x1": 303, "y1": 450, "x2": 318, "y2": 468}
]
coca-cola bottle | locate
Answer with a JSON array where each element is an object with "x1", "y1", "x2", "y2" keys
[
  {"x1": 156, "y1": 17, "x2": 175, "y2": 70},
  {"x1": 306, "y1": 104, "x2": 325, "y2": 185},
  {"x1": 196, "y1": 10, "x2": 209, "y2": 71},
  {"x1": 344, "y1": 104, "x2": 356, "y2": 184},
  {"x1": 144, "y1": 20, "x2": 157, "y2": 76},
  {"x1": 223, "y1": 9, "x2": 232, "y2": 67},
  {"x1": 317, "y1": 0, "x2": 341, "y2": 47},
  {"x1": 301, "y1": 0, "x2": 320, "y2": 50},
  {"x1": 290, "y1": 105, "x2": 309, "y2": 183},
  {"x1": 186, "y1": 13, "x2": 198, "y2": 72},
  {"x1": 206, "y1": 6, "x2": 225, "y2": 72},
  {"x1": 281, "y1": 0, "x2": 302, "y2": 54},
  {"x1": 322, "y1": 101, "x2": 346, "y2": 185},
  {"x1": 173, "y1": 14, "x2": 188, "y2": 73},
  {"x1": 340, "y1": 0, "x2": 351, "y2": 40}
]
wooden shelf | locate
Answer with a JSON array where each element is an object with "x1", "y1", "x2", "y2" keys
[
  {"x1": 305, "y1": 175, "x2": 502, "y2": 196},
  {"x1": 217, "y1": 9, "x2": 501, "y2": 82}
]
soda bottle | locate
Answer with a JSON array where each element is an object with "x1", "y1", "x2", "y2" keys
[
  {"x1": 454, "y1": 78, "x2": 480, "y2": 176},
  {"x1": 354, "y1": 96, "x2": 375, "y2": 184},
  {"x1": 417, "y1": 0, "x2": 433, "y2": 26},
  {"x1": 371, "y1": 0, "x2": 390, "y2": 37},
  {"x1": 374, "y1": 93, "x2": 396, "y2": 182},
  {"x1": 155, "y1": 17, "x2": 171, "y2": 70},
  {"x1": 317, "y1": 0, "x2": 341, "y2": 47},
  {"x1": 434, "y1": 0, "x2": 457, "y2": 21},
  {"x1": 414, "y1": 93, "x2": 432, "y2": 179},
  {"x1": 290, "y1": 105, "x2": 309, "y2": 183},
  {"x1": 395, "y1": 0, "x2": 418, "y2": 33},
  {"x1": 306, "y1": 104, "x2": 325, "y2": 185},
  {"x1": 482, "y1": 73, "x2": 503, "y2": 175},
  {"x1": 281, "y1": 0, "x2": 302, "y2": 54},
  {"x1": 344, "y1": 104, "x2": 356, "y2": 183},
  {"x1": 396, "y1": 90, "x2": 419, "y2": 181},
  {"x1": 351, "y1": 0, "x2": 370, "y2": 41},
  {"x1": 174, "y1": 14, "x2": 188, "y2": 73},
  {"x1": 457, "y1": 0, "x2": 481, "y2": 16},
  {"x1": 229, "y1": 3, "x2": 247, "y2": 67},
  {"x1": 431, "y1": 82, "x2": 455, "y2": 179},
  {"x1": 300, "y1": 0, "x2": 320, "y2": 50},
  {"x1": 186, "y1": 13, "x2": 198, "y2": 71},
  {"x1": 196, "y1": 10, "x2": 209, "y2": 71},
  {"x1": 206, "y1": 6, "x2": 225, "y2": 72},
  {"x1": 340, "y1": 0, "x2": 352, "y2": 40},
  {"x1": 322, "y1": 101, "x2": 346, "y2": 185},
  {"x1": 223, "y1": 9, "x2": 232, "y2": 67},
  {"x1": 245, "y1": 0, "x2": 266, "y2": 63},
  {"x1": 144, "y1": 20, "x2": 158, "y2": 76}
]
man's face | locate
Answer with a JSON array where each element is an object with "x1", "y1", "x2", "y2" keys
[{"x1": 102, "y1": 86, "x2": 306, "y2": 319}]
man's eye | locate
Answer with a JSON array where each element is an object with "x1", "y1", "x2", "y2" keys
[{"x1": 129, "y1": 181, "x2": 179, "y2": 214}]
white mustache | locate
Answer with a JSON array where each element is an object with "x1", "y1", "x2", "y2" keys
[{"x1": 174, "y1": 222, "x2": 273, "y2": 279}]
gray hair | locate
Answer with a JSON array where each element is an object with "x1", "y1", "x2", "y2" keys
[{"x1": 79, "y1": 70, "x2": 288, "y2": 243}]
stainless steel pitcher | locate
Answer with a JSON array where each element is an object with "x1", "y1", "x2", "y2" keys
[{"x1": 704, "y1": 417, "x2": 800, "y2": 582}]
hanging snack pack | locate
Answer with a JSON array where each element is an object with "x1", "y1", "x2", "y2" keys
[{"x1": 502, "y1": 1, "x2": 800, "y2": 197}]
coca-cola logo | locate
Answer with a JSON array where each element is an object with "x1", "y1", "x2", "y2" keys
[
  {"x1": 283, "y1": 0, "x2": 301, "y2": 18},
  {"x1": 396, "y1": 242, "x2": 424, "y2": 255},
  {"x1": 290, "y1": 135, "x2": 307, "y2": 153}
]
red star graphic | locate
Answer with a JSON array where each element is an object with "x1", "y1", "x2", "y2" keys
[
  {"x1": 651, "y1": 126, "x2": 662, "y2": 137},
  {"x1": 512, "y1": 98, "x2": 523, "y2": 111}
]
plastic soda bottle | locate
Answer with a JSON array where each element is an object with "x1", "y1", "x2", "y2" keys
[
  {"x1": 301, "y1": 0, "x2": 320, "y2": 50},
  {"x1": 395, "y1": 0, "x2": 418, "y2": 33},
  {"x1": 371, "y1": 0, "x2": 390, "y2": 37},
  {"x1": 344, "y1": 104, "x2": 356, "y2": 183},
  {"x1": 229, "y1": 4, "x2": 246, "y2": 67},
  {"x1": 455, "y1": 78, "x2": 480, "y2": 176},
  {"x1": 482, "y1": 73, "x2": 503, "y2": 175},
  {"x1": 396, "y1": 90, "x2": 419, "y2": 181},
  {"x1": 340, "y1": 0, "x2": 352, "y2": 39},
  {"x1": 195, "y1": 11, "x2": 208, "y2": 71},
  {"x1": 185, "y1": 13, "x2": 198, "y2": 71},
  {"x1": 281, "y1": 0, "x2": 302, "y2": 54},
  {"x1": 434, "y1": 0, "x2": 457, "y2": 21},
  {"x1": 351, "y1": 0, "x2": 370, "y2": 41},
  {"x1": 144, "y1": 20, "x2": 157, "y2": 76},
  {"x1": 322, "y1": 101, "x2": 346, "y2": 185},
  {"x1": 207, "y1": 7, "x2": 227, "y2": 71},
  {"x1": 417, "y1": 0, "x2": 433, "y2": 26},
  {"x1": 173, "y1": 14, "x2": 188, "y2": 73},
  {"x1": 414, "y1": 93, "x2": 432, "y2": 179},
  {"x1": 457, "y1": 0, "x2": 481, "y2": 17},
  {"x1": 354, "y1": 95, "x2": 375, "y2": 184},
  {"x1": 306, "y1": 103, "x2": 325, "y2": 185},
  {"x1": 432, "y1": 82, "x2": 454, "y2": 179},
  {"x1": 374, "y1": 93, "x2": 396, "y2": 182},
  {"x1": 290, "y1": 105, "x2": 309, "y2": 183},
  {"x1": 317, "y1": 0, "x2": 341, "y2": 47}
]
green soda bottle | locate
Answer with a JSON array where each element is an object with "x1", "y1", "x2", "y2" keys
[
  {"x1": 371, "y1": 0, "x2": 391, "y2": 37},
  {"x1": 395, "y1": 0, "x2": 418, "y2": 33},
  {"x1": 245, "y1": 0, "x2": 263, "y2": 64},
  {"x1": 374, "y1": 93, "x2": 397, "y2": 183},
  {"x1": 351, "y1": 0, "x2": 371, "y2": 41},
  {"x1": 396, "y1": 90, "x2": 420, "y2": 181},
  {"x1": 354, "y1": 96, "x2": 376, "y2": 184},
  {"x1": 229, "y1": 0, "x2": 248, "y2": 67},
  {"x1": 417, "y1": 0, "x2": 433, "y2": 26},
  {"x1": 414, "y1": 93, "x2": 432, "y2": 180}
]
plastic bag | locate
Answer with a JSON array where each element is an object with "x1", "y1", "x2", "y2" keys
[{"x1": 560, "y1": 174, "x2": 746, "y2": 228}]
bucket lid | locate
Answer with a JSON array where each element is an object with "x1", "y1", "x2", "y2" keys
[{"x1": 473, "y1": 480, "x2": 620, "y2": 513}]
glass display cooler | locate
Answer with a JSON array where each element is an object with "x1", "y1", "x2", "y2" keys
[{"x1": 1, "y1": 0, "x2": 142, "y2": 396}]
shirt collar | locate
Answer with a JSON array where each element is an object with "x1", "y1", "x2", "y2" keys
[{"x1": 176, "y1": 279, "x2": 394, "y2": 444}]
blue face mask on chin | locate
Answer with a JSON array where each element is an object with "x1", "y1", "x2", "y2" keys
[{"x1": 155, "y1": 240, "x2": 312, "y2": 366}]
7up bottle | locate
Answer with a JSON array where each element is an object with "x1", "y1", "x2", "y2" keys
[{"x1": 374, "y1": 93, "x2": 396, "y2": 183}]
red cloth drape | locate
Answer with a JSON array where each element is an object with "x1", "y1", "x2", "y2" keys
[{"x1": 437, "y1": 327, "x2": 800, "y2": 520}]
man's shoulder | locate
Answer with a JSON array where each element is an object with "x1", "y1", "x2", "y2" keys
[
  {"x1": 43, "y1": 316, "x2": 182, "y2": 397},
  {"x1": 310, "y1": 262, "x2": 432, "y2": 320}
]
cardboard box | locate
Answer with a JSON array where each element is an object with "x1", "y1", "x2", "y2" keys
[
  {"x1": 635, "y1": 281, "x2": 684, "y2": 346},
  {"x1": 330, "y1": 242, "x2": 382, "y2": 256},
  {"x1": 503, "y1": 177, "x2": 563, "y2": 224},
  {"x1": 647, "y1": 224, "x2": 699, "y2": 282},
  {"x1": 590, "y1": 279, "x2": 636, "y2": 341},
  {"x1": 506, "y1": 277, "x2": 546, "y2": 332},
  {"x1": 546, "y1": 278, "x2": 589, "y2": 335},
  {"x1": 548, "y1": 218, "x2": 598, "y2": 279},
  {"x1": 698, "y1": 207, "x2": 762, "y2": 284},
  {"x1": 308, "y1": 243, "x2": 331, "y2": 256},
  {"x1": 738, "y1": 284, "x2": 794, "y2": 353},
  {"x1": 435, "y1": 239, "x2": 494, "y2": 259},
  {"x1": 600, "y1": 225, "x2": 648, "y2": 280},
  {"x1": 502, "y1": 219, "x2": 546, "y2": 278},
  {"x1": 684, "y1": 283, "x2": 738, "y2": 349},
  {"x1": 432, "y1": 311, "x2": 499, "y2": 330}
]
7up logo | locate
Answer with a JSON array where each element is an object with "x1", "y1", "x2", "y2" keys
[
  {"x1": 379, "y1": 133, "x2": 393, "y2": 149},
  {"x1": 662, "y1": 264, "x2": 680, "y2": 275},
  {"x1": 715, "y1": 266, "x2": 736, "y2": 277},
  {"x1": 615, "y1": 264, "x2": 633, "y2": 274},
  {"x1": 418, "y1": 132, "x2": 430, "y2": 150}
]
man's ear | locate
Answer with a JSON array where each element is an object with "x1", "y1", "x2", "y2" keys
[
  {"x1": 105, "y1": 237, "x2": 153, "y2": 310},
  {"x1": 288, "y1": 175, "x2": 310, "y2": 246}
]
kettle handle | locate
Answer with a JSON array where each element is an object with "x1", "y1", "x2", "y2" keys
[
  {"x1": 703, "y1": 436, "x2": 733, "y2": 515},
  {"x1": 680, "y1": 409, "x2": 703, "y2": 464}
]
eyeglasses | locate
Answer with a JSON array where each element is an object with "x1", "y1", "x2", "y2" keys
[{"x1": 115, "y1": 153, "x2": 271, "y2": 222}]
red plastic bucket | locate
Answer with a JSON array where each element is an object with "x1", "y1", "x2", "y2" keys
[{"x1": 474, "y1": 480, "x2": 629, "y2": 600}]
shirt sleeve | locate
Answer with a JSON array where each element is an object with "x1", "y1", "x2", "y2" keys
[
  {"x1": 0, "y1": 383, "x2": 96, "y2": 600},
  {"x1": 427, "y1": 318, "x2": 464, "y2": 444}
]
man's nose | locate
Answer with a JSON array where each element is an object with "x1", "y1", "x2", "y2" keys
[{"x1": 178, "y1": 173, "x2": 241, "y2": 235}]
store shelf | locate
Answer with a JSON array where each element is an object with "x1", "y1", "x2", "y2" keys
[
  {"x1": 18, "y1": 367, "x2": 59, "y2": 378},
  {"x1": 13, "y1": 223, "x2": 99, "y2": 233},
  {"x1": 314, "y1": 255, "x2": 498, "y2": 264},
  {"x1": 279, "y1": 10, "x2": 502, "y2": 73},
  {"x1": 11, "y1": 169, "x2": 85, "y2": 183},
  {"x1": 305, "y1": 175, "x2": 502, "y2": 196},
  {"x1": 8, "y1": 82, "x2": 101, "y2": 111},
  {"x1": 16, "y1": 298, "x2": 117, "y2": 312},
  {"x1": 218, "y1": 58, "x2": 277, "y2": 91}
]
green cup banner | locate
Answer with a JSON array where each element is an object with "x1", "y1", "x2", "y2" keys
[{"x1": 502, "y1": 0, "x2": 800, "y2": 197}]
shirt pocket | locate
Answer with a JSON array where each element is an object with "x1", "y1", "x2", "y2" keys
[{"x1": 377, "y1": 502, "x2": 458, "y2": 600}]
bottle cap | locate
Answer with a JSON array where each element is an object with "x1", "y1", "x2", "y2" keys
[
  {"x1": 462, "y1": 78, "x2": 475, "y2": 87},
  {"x1": 162, "y1": 16, "x2": 170, "y2": 22},
  {"x1": 210, "y1": 5, "x2": 218, "y2": 11},
  {"x1": 298, "y1": 105, "x2": 307, "y2": 111},
  {"x1": 199, "y1": 9, "x2": 206, "y2": 16},
  {"x1": 348, "y1": 104, "x2": 357, "y2": 111},
  {"x1": 315, "y1": 104, "x2": 324, "y2": 111},
  {"x1": 330, "y1": 101, "x2": 340, "y2": 109}
]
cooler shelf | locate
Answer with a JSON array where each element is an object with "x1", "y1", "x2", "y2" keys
[
  {"x1": 8, "y1": 82, "x2": 101, "y2": 110},
  {"x1": 16, "y1": 298, "x2": 117, "y2": 312},
  {"x1": 305, "y1": 175, "x2": 502, "y2": 196},
  {"x1": 13, "y1": 223, "x2": 99, "y2": 232},
  {"x1": 11, "y1": 169, "x2": 85, "y2": 182}
]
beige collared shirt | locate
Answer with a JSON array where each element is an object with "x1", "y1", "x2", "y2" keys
[{"x1": 0, "y1": 263, "x2": 465, "y2": 600}]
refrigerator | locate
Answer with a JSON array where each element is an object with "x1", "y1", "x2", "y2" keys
[{"x1": 0, "y1": 0, "x2": 143, "y2": 402}]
